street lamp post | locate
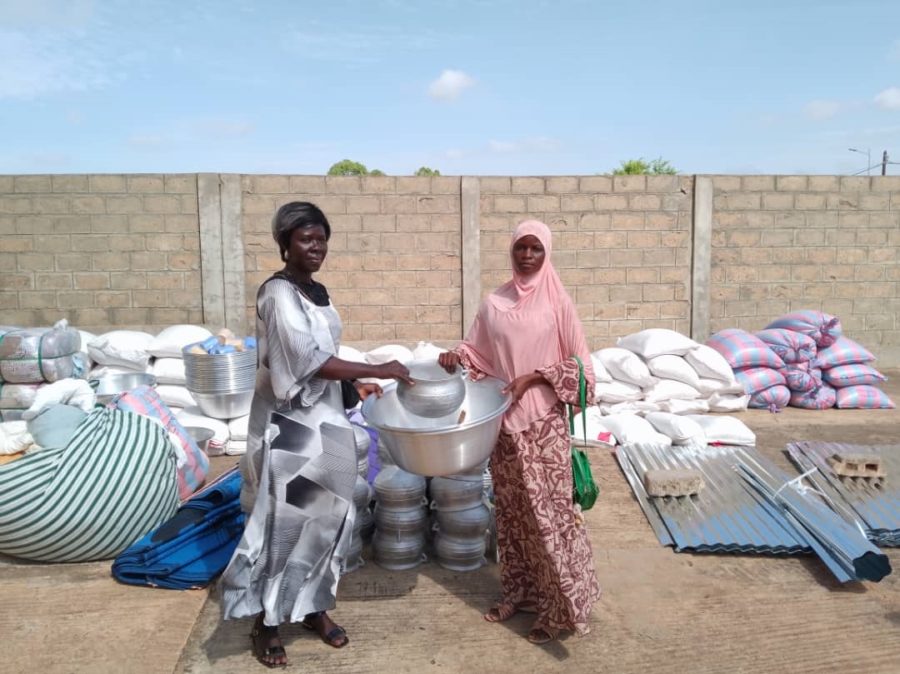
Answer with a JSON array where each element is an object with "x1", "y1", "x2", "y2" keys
[{"x1": 849, "y1": 147, "x2": 871, "y2": 175}]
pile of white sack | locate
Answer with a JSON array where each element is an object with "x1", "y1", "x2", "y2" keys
[
  {"x1": 83, "y1": 324, "x2": 253, "y2": 456},
  {"x1": 571, "y1": 328, "x2": 755, "y2": 449},
  {"x1": 705, "y1": 310, "x2": 894, "y2": 412}
]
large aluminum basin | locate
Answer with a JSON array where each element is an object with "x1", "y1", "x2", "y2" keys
[{"x1": 362, "y1": 376, "x2": 510, "y2": 477}]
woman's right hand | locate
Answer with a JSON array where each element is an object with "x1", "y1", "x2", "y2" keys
[
  {"x1": 438, "y1": 351, "x2": 461, "y2": 373},
  {"x1": 375, "y1": 360, "x2": 414, "y2": 385}
]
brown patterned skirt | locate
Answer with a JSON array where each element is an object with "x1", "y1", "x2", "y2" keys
[{"x1": 491, "y1": 403, "x2": 601, "y2": 635}]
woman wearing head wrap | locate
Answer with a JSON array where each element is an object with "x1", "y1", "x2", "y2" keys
[
  {"x1": 221, "y1": 202, "x2": 412, "y2": 668},
  {"x1": 439, "y1": 220, "x2": 601, "y2": 644}
]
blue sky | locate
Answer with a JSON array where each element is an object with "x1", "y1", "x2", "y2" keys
[{"x1": 1, "y1": 0, "x2": 899, "y2": 176}]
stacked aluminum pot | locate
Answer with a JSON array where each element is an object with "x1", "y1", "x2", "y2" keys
[
  {"x1": 346, "y1": 423, "x2": 374, "y2": 573},
  {"x1": 430, "y1": 468, "x2": 492, "y2": 572},
  {"x1": 183, "y1": 347, "x2": 256, "y2": 419},
  {"x1": 372, "y1": 466, "x2": 428, "y2": 570}
]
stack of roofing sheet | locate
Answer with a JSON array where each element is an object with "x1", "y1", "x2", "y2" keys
[
  {"x1": 786, "y1": 441, "x2": 900, "y2": 547},
  {"x1": 616, "y1": 444, "x2": 810, "y2": 554},
  {"x1": 617, "y1": 443, "x2": 893, "y2": 583}
]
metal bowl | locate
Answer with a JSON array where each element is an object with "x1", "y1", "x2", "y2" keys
[
  {"x1": 362, "y1": 376, "x2": 510, "y2": 477},
  {"x1": 396, "y1": 360, "x2": 466, "y2": 418},
  {"x1": 184, "y1": 426, "x2": 215, "y2": 453},
  {"x1": 90, "y1": 373, "x2": 157, "y2": 404},
  {"x1": 191, "y1": 390, "x2": 254, "y2": 420}
]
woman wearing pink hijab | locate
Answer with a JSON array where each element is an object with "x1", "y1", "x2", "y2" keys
[{"x1": 439, "y1": 219, "x2": 601, "y2": 644}]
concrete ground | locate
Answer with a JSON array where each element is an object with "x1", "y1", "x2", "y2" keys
[{"x1": 2, "y1": 377, "x2": 899, "y2": 674}]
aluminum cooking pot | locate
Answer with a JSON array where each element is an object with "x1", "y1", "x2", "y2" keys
[
  {"x1": 362, "y1": 376, "x2": 511, "y2": 477},
  {"x1": 396, "y1": 360, "x2": 466, "y2": 418}
]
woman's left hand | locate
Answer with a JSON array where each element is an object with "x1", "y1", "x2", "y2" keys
[
  {"x1": 354, "y1": 381, "x2": 383, "y2": 400},
  {"x1": 502, "y1": 372, "x2": 544, "y2": 404}
]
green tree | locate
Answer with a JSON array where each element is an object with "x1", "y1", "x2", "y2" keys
[
  {"x1": 414, "y1": 166, "x2": 441, "y2": 176},
  {"x1": 327, "y1": 159, "x2": 385, "y2": 176},
  {"x1": 611, "y1": 157, "x2": 677, "y2": 175}
]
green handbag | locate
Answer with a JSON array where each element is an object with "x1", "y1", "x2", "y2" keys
[{"x1": 568, "y1": 355, "x2": 599, "y2": 511}]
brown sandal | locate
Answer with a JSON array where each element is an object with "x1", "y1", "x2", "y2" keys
[
  {"x1": 250, "y1": 618, "x2": 289, "y2": 668},
  {"x1": 483, "y1": 601, "x2": 518, "y2": 623},
  {"x1": 527, "y1": 624, "x2": 560, "y2": 645}
]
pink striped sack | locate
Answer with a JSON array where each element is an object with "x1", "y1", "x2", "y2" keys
[
  {"x1": 748, "y1": 385, "x2": 790, "y2": 410},
  {"x1": 780, "y1": 367, "x2": 818, "y2": 393},
  {"x1": 765, "y1": 310, "x2": 842, "y2": 348},
  {"x1": 834, "y1": 385, "x2": 895, "y2": 409},
  {"x1": 734, "y1": 367, "x2": 786, "y2": 395},
  {"x1": 754, "y1": 329, "x2": 817, "y2": 365},
  {"x1": 822, "y1": 363, "x2": 886, "y2": 387},
  {"x1": 115, "y1": 385, "x2": 209, "y2": 501},
  {"x1": 814, "y1": 337, "x2": 875, "y2": 369},
  {"x1": 789, "y1": 385, "x2": 836, "y2": 410},
  {"x1": 706, "y1": 329, "x2": 785, "y2": 370}
]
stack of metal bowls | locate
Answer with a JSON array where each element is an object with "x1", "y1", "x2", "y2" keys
[{"x1": 183, "y1": 345, "x2": 257, "y2": 419}]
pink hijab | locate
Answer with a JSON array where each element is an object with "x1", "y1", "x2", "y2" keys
[{"x1": 459, "y1": 220, "x2": 592, "y2": 433}]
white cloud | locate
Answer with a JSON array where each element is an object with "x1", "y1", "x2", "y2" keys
[
  {"x1": 874, "y1": 86, "x2": 900, "y2": 111},
  {"x1": 0, "y1": 29, "x2": 112, "y2": 99},
  {"x1": 200, "y1": 119, "x2": 256, "y2": 137},
  {"x1": 804, "y1": 99, "x2": 842, "y2": 120},
  {"x1": 428, "y1": 69, "x2": 475, "y2": 101},
  {"x1": 445, "y1": 148, "x2": 465, "y2": 159}
]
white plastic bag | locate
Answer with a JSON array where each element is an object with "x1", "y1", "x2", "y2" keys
[
  {"x1": 616, "y1": 329, "x2": 699, "y2": 360},
  {"x1": 686, "y1": 415, "x2": 755, "y2": 446},
  {"x1": 685, "y1": 345, "x2": 736, "y2": 383},
  {"x1": 156, "y1": 385, "x2": 196, "y2": 409},
  {"x1": 598, "y1": 400, "x2": 661, "y2": 416},
  {"x1": 148, "y1": 325, "x2": 214, "y2": 358},
  {"x1": 645, "y1": 412, "x2": 707, "y2": 446},
  {"x1": 364, "y1": 344, "x2": 414, "y2": 365},
  {"x1": 152, "y1": 358, "x2": 187, "y2": 385},
  {"x1": 412, "y1": 341, "x2": 447, "y2": 361},
  {"x1": 595, "y1": 380, "x2": 643, "y2": 403},
  {"x1": 228, "y1": 414, "x2": 250, "y2": 441},
  {"x1": 338, "y1": 345, "x2": 367, "y2": 363},
  {"x1": 601, "y1": 413, "x2": 672, "y2": 447},
  {"x1": 88, "y1": 331, "x2": 154, "y2": 370},
  {"x1": 647, "y1": 355, "x2": 702, "y2": 389},
  {"x1": 597, "y1": 348, "x2": 656, "y2": 387},
  {"x1": 589, "y1": 351, "x2": 614, "y2": 384},
  {"x1": 642, "y1": 379, "x2": 702, "y2": 403},
  {"x1": 571, "y1": 407, "x2": 617, "y2": 447},
  {"x1": 657, "y1": 398, "x2": 710, "y2": 415},
  {"x1": 707, "y1": 392, "x2": 750, "y2": 413}
]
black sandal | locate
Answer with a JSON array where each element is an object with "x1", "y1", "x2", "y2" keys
[
  {"x1": 250, "y1": 623, "x2": 288, "y2": 668},
  {"x1": 301, "y1": 612, "x2": 350, "y2": 649}
]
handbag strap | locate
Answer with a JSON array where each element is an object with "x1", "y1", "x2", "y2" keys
[{"x1": 568, "y1": 355, "x2": 588, "y2": 444}]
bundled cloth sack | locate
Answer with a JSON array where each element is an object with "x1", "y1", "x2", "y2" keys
[
  {"x1": 765, "y1": 310, "x2": 841, "y2": 348},
  {"x1": 706, "y1": 329, "x2": 785, "y2": 370},
  {"x1": 814, "y1": 337, "x2": 876, "y2": 369},
  {"x1": 112, "y1": 467, "x2": 245, "y2": 590},
  {"x1": 834, "y1": 385, "x2": 895, "y2": 409},
  {"x1": 0, "y1": 407, "x2": 179, "y2": 562},
  {"x1": 0, "y1": 383, "x2": 45, "y2": 421},
  {"x1": 754, "y1": 329, "x2": 817, "y2": 366},
  {"x1": 0, "y1": 321, "x2": 83, "y2": 384},
  {"x1": 734, "y1": 367, "x2": 786, "y2": 396},
  {"x1": 88, "y1": 330, "x2": 155, "y2": 371},
  {"x1": 749, "y1": 385, "x2": 791, "y2": 410},
  {"x1": 823, "y1": 364, "x2": 887, "y2": 388},
  {"x1": 116, "y1": 386, "x2": 209, "y2": 501},
  {"x1": 790, "y1": 385, "x2": 837, "y2": 410},
  {"x1": 781, "y1": 367, "x2": 820, "y2": 393}
]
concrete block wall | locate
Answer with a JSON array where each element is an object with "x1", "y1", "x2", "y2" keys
[
  {"x1": 2, "y1": 172, "x2": 899, "y2": 365},
  {"x1": 239, "y1": 175, "x2": 463, "y2": 346},
  {"x1": 0, "y1": 174, "x2": 202, "y2": 332},
  {"x1": 710, "y1": 175, "x2": 900, "y2": 361},
  {"x1": 478, "y1": 175, "x2": 694, "y2": 347}
]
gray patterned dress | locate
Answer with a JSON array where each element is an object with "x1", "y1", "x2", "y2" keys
[{"x1": 221, "y1": 277, "x2": 357, "y2": 626}]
